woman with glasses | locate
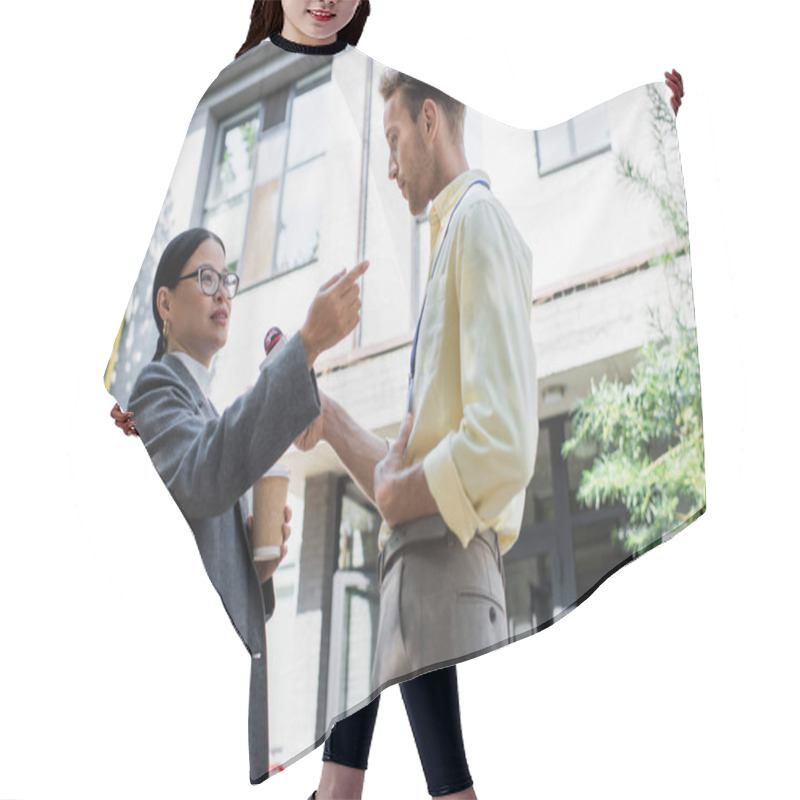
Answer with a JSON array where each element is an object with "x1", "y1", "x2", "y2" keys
[{"x1": 125, "y1": 226, "x2": 367, "y2": 784}]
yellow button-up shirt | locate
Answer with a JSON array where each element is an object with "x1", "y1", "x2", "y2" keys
[{"x1": 379, "y1": 169, "x2": 538, "y2": 555}]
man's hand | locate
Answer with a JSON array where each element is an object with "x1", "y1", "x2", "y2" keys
[
  {"x1": 110, "y1": 402, "x2": 139, "y2": 437},
  {"x1": 374, "y1": 414, "x2": 415, "y2": 529},
  {"x1": 294, "y1": 394, "x2": 327, "y2": 451},
  {"x1": 665, "y1": 69, "x2": 684, "y2": 116},
  {"x1": 248, "y1": 505, "x2": 292, "y2": 584}
]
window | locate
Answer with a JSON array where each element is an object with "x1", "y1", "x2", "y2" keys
[
  {"x1": 505, "y1": 553, "x2": 555, "y2": 639},
  {"x1": 202, "y1": 66, "x2": 333, "y2": 286},
  {"x1": 327, "y1": 481, "x2": 381, "y2": 716},
  {"x1": 202, "y1": 107, "x2": 259, "y2": 275},
  {"x1": 535, "y1": 103, "x2": 611, "y2": 175},
  {"x1": 525, "y1": 426, "x2": 556, "y2": 524},
  {"x1": 338, "y1": 487, "x2": 381, "y2": 572},
  {"x1": 506, "y1": 414, "x2": 629, "y2": 635}
]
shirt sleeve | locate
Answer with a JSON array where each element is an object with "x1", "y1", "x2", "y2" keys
[{"x1": 422, "y1": 200, "x2": 538, "y2": 548}]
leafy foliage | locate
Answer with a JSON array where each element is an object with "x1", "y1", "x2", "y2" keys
[
  {"x1": 618, "y1": 84, "x2": 689, "y2": 244},
  {"x1": 563, "y1": 83, "x2": 705, "y2": 553},
  {"x1": 563, "y1": 319, "x2": 705, "y2": 552}
]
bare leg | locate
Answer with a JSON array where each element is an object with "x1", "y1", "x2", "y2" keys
[
  {"x1": 315, "y1": 762, "x2": 366, "y2": 800},
  {"x1": 315, "y1": 760, "x2": 476, "y2": 799},
  {"x1": 315, "y1": 696, "x2": 380, "y2": 799}
]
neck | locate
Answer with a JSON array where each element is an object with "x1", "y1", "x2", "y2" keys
[
  {"x1": 431, "y1": 147, "x2": 470, "y2": 201},
  {"x1": 281, "y1": 20, "x2": 336, "y2": 47},
  {"x1": 166, "y1": 343, "x2": 212, "y2": 370}
]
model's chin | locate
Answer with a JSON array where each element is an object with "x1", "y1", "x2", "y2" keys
[
  {"x1": 299, "y1": 20, "x2": 338, "y2": 42},
  {"x1": 205, "y1": 332, "x2": 228, "y2": 359},
  {"x1": 405, "y1": 192, "x2": 419, "y2": 215}
]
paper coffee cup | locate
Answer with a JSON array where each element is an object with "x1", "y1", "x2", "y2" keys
[{"x1": 252, "y1": 465, "x2": 290, "y2": 561}]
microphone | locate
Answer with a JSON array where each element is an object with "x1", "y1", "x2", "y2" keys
[{"x1": 260, "y1": 326, "x2": 286, "y2": 371}]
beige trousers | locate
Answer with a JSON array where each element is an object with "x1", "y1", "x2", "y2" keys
[{"x1": 372, "y1": 515, "x2": 509, "y2": 691}]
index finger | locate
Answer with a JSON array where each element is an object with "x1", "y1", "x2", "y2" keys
[
  {"x1": 340, "y1": 260, "x2": 370, "y2": 287},
  {"x1": 319, "y1": 267, "x2": 347, "y2": 291},
  {"x1": 399, "y1": 412, "x2": 413, "y2": 440}
]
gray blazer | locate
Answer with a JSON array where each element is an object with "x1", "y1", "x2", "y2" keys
[{"x1": 128, "y1": 332, "x2": 321, "y2": 784}]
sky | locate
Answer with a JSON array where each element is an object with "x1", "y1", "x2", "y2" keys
[{"x1": 1, "y1": 1, "x2": 797, "y2": 798}]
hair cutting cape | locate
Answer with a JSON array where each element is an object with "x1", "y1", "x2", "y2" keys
[{"x1": 105, "y1": 37, "x2": 704, "y2": 781}]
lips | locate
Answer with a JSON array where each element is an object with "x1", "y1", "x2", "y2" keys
[
  {"x1": 211, "y1": 309, "x2": 229, "y2": 324},
  {"x1": 308, "y1": 9, "x2": 335, "y2": 21}
]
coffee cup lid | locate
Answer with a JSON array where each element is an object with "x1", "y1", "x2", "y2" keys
[{"x1": 263, "y1": 463, "x2": 290, "y2": 479}]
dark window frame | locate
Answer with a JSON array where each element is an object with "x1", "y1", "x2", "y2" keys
[
  {"x1": 200, "y1": 64, "x2": 334, "y2": 291},
  {"x1": 534, "y1": 106, "x2": 612, "y2": 177}
]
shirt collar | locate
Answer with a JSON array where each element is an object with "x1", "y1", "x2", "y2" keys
[
  {"x1": 428, "y1": 169, "x2": 491, "y2": 243},
  {"x1": 172, "y1": 352, "x2": 213, "y2": 398},
  {"x1": 270, "y1": 33, "x2": 348, "y2": 56}
]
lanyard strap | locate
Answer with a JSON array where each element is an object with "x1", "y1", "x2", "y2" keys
[{"x1": 407, "y1": 179, "x2": 490, "y2": 414}]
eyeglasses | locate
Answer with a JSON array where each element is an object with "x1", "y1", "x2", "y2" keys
[{"x1": 176, "y1": 267, "x2": 240, "y2": 299}]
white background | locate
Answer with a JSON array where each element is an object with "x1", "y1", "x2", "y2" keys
[{"x1": 1, "y1": 1, "x2": 797, "y2": 798}]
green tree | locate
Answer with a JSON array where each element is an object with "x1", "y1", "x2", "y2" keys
[
  {"x1": 562, "y1": 83, "x2": 705, "y2": 554},
  {"x1": 619, "y1": 83, "x2": 688, "y2": 245}
]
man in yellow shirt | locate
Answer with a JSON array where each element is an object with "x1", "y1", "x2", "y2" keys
[
  {"x1": 304, "y1": 69, "x2": 538, "y2": 690},
  {"x1": 299, "y1": 70, "x2": 538, "y2": 799}
]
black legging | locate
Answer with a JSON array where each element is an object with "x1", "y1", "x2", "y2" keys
[{"x1": 323, "y1": 665, "x2": 473, "y2": 797}]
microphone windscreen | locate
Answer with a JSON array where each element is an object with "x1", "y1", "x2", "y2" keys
[
  {"x1": 264, "y1": 326, "x2": 284, "y2": 356},
  {"x1": 259, "y1": 327, "x2": 287, "y2": 372}
]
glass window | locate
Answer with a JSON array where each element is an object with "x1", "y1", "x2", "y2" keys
[
  {"x1": 275, "y1": 155, "x2": 326, "y2": 273},
  {"x1": 286, "y1": 72, "x2": 330, "y2": 164},
  {"x1": 329, "y1": 482, "x2": 381, "y2": 716},
  {"x1": 523, "y1": 426, "x2": 555, "y2": 526},
  {"x1": 274, "y1": 71, "x2": 331, "y2": 275},
  {"x1": 564, "y1": 419, "x2": 601, "y2": 515},
  {"x1": 342, "y1": 587, "x2": 378, "y2": 709},
  {"x1": 504, "y1": 553, "x2": 554, "y2": 639},
  {"x1": 203, "y1": 108, "x2": 259, "y2": 273},
  {"x1": 571, "y1": 520, "x2": 628, "y2": 599},
  {"x1": 535, "y1": 103, "x2": 611, "y2": 175},
  {"x1": 203, "y1": 66, "x2": 333, "y2": 286},
  {"x1": 208, "y1": 114, "x2": 258, "y2": 205},
  {"x1": 338, "y1": 487, "x2": 381, "y2": 572},
  {"x1": 239, "y1": 126, "x2": 288, "y2": 285},
  {"x1": 573, "y1": 104, "x2": 610, "y2": 155}
]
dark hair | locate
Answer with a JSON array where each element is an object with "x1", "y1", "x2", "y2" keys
[
  {"x1": 151, "y1": 228, "x2": 226, "y2": 361},
  {"x1": 379, "y1": 70, "x2": 466, "y2": 142},
  {"x1": 236, "y1": 0, "x2": 371, "y2": 59}
]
